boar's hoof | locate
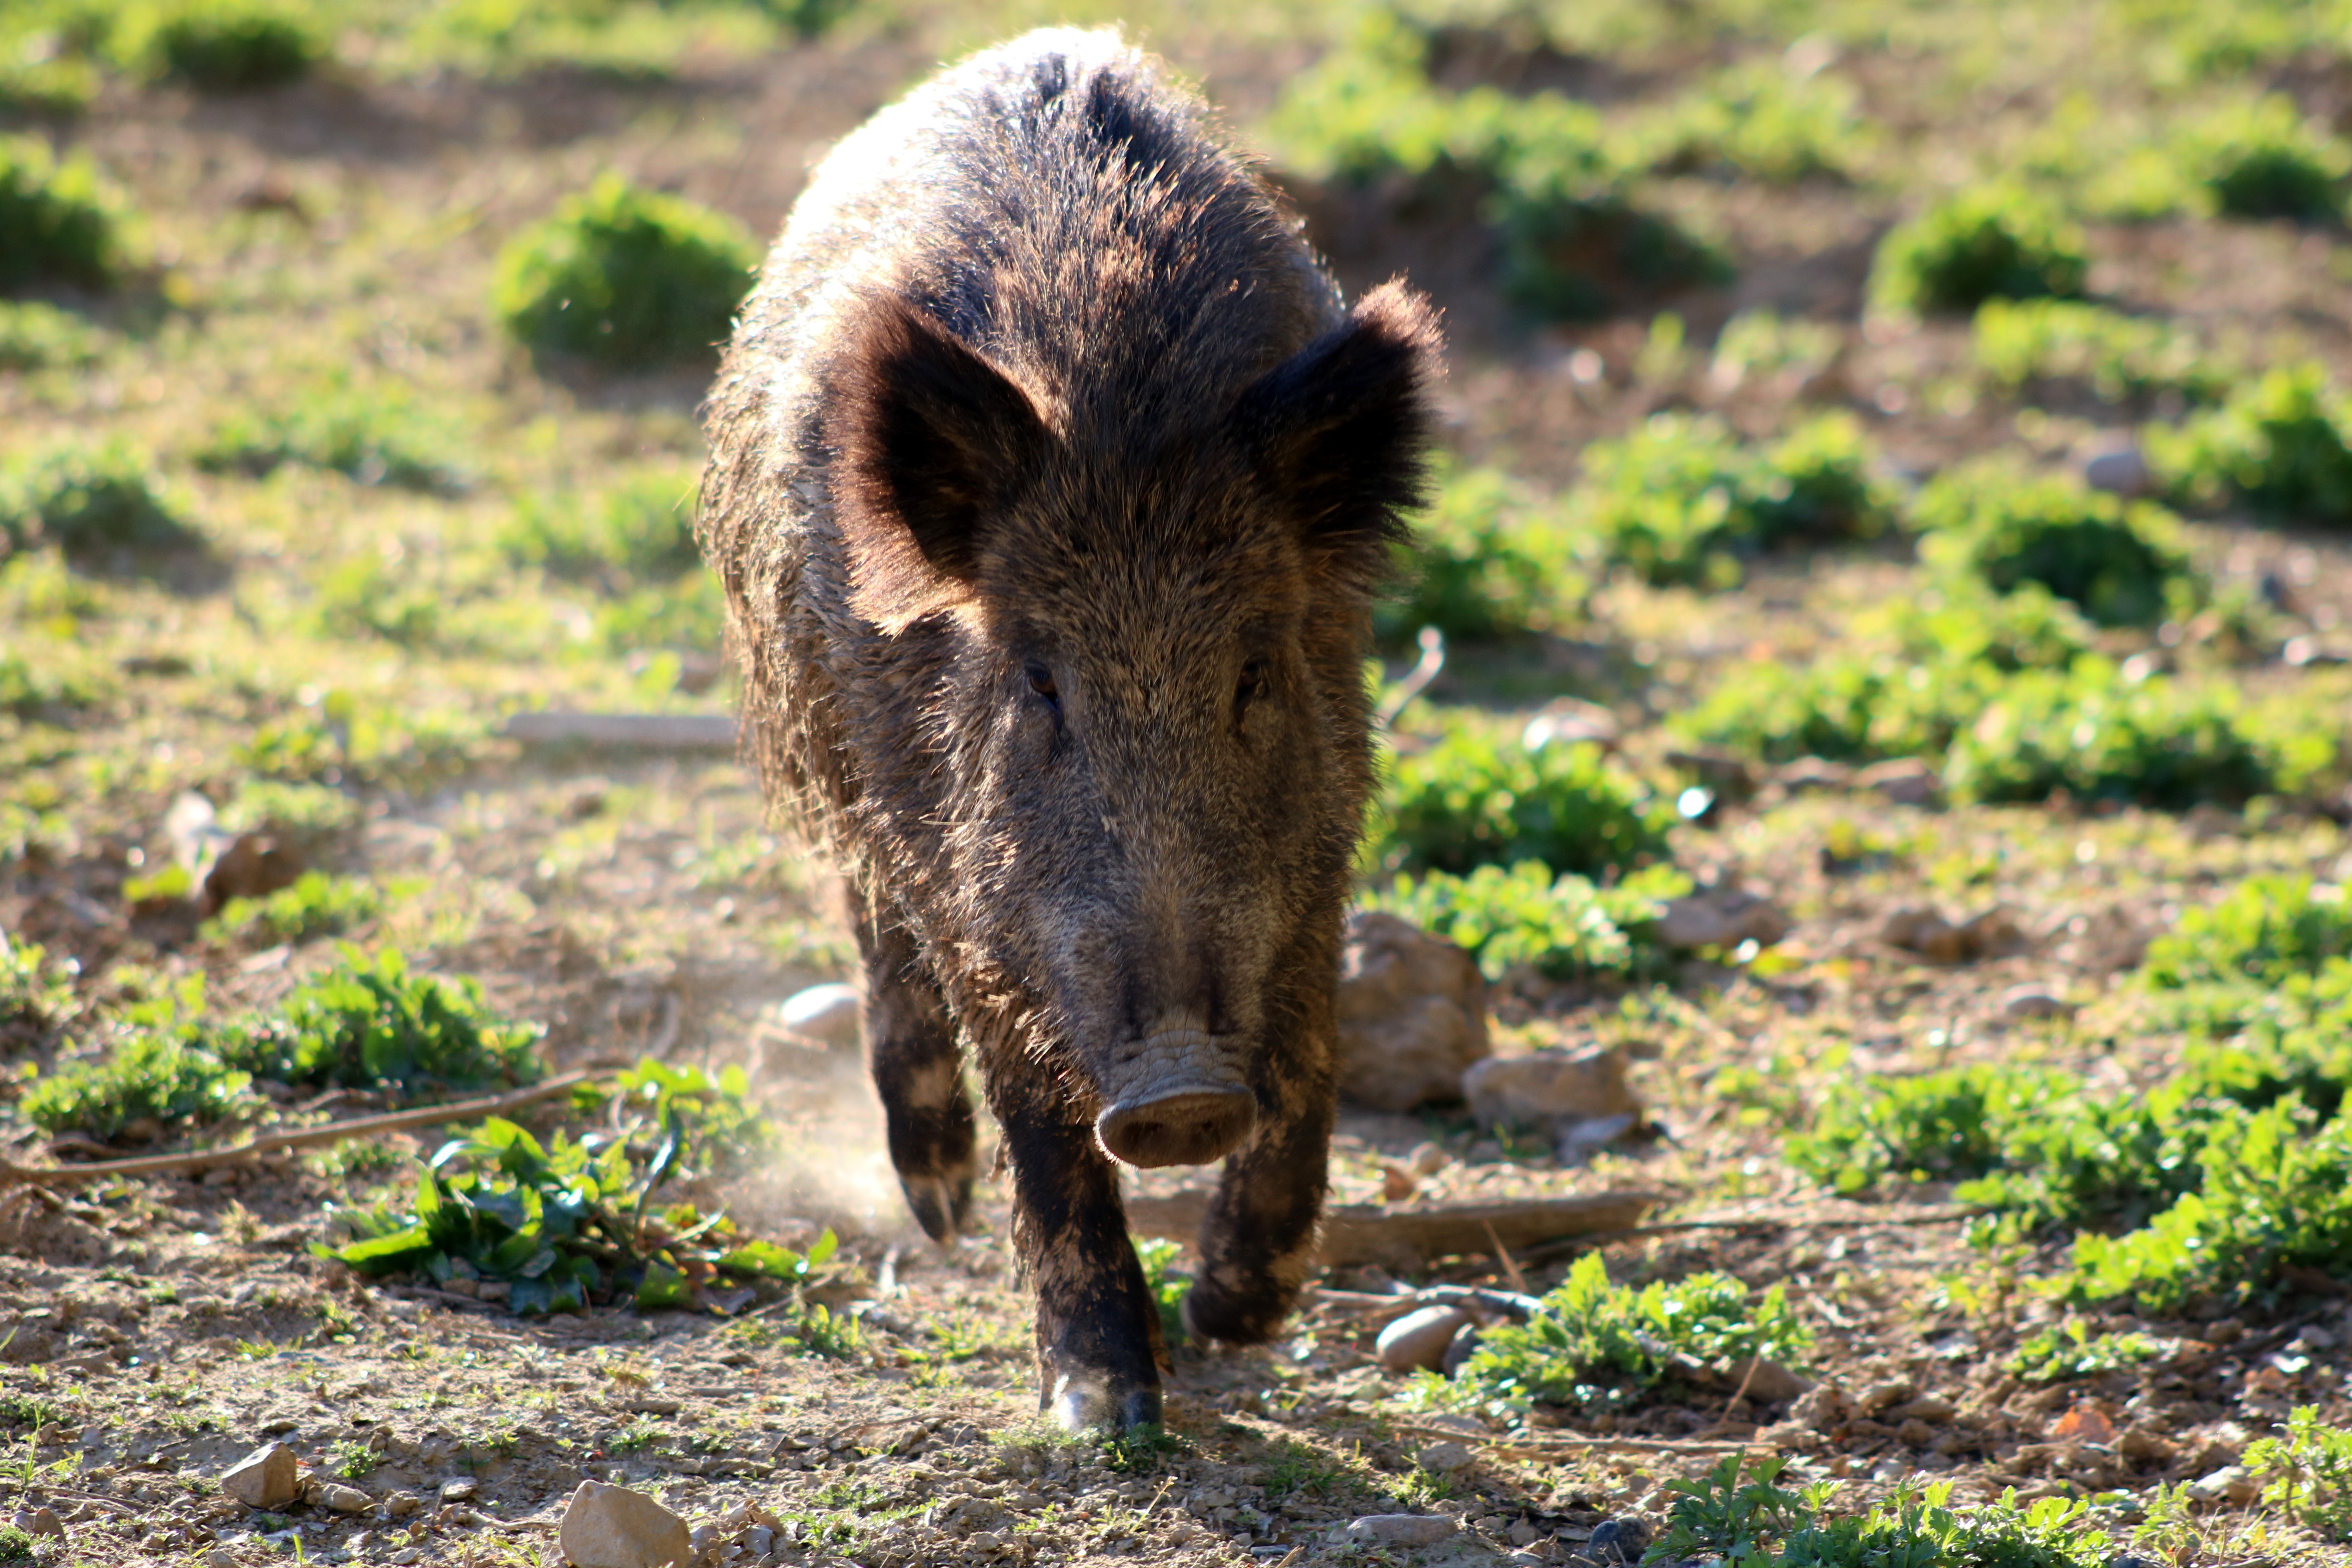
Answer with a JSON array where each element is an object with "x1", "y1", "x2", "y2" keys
[
  {"x1": 1095, "y1": 1088, "x2": 1257, "y2": 1169},
  {"x1": 898, "y1": 1171, "x2": 973, "y2": 1245},
  {"x1": 1180, "y1": 1281, "x2": 1282, "y2": 1348},
  {"x1": 1049, "y1": 1375, "x2": 1163, "y2": 1436}
]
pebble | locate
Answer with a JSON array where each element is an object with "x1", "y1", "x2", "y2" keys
[
  {"x1": 743, "y1": 1526, "x2": 773, "y2": 1558},
  {"x1": 223, "y1": 1442, "x2": 301, "y2": 1510},
  {"x1": 1375, "y1": 1305, "x2": 1471, "y2": 1374},
  {"x1": 383, "y1": 1492, "x2": 424, "y2": 1519},
  {"x1": 441, "y1": 1481, "x2": 476, "y2": 1503},
  {"x1": 1463, "y1": 1048, "x2": 1637, "y2": 1131},
  {"x1": 1406, "y1": 1141, "x2": 1448, "y2": 1176},
  {"x1": 1856, "y1": 756, "x2": 1940, "y2": 806},
  {"x1": 777, "y1": 984, "x2": 860, "y2": 1048},
  {"x1": 207, "y1": 1551, "x2": 240, "y2": 1568},
  {"x1": 2189, "y1": 1465, "x2": 2257, "y2": 1505},
  {"x1": 559, "y1": 1480, "x2": 694, "y2": 1568},
  {"x1": 317, "y1": 1483, "x2": 373, "y2": 1514},
  {"x1": 1344, "y1": 1514, "x2": 1458, "y2": 1546},
  {"x1": 1587, "y1": 1516, "x2": 1652, "y2": 1564},
  {"x1": 1416, "y1": 1441, "x2": 1475, "y2": 1472},
  {"x1": 1655, "y1": 887, "x2": 1793, "y2": 951},
  {"x1": 2000, "y1": 984, "x2": 2077, "y2": 1021},
  {"x1": 9, "y1": 1508, "x2": 61, "y2": 1538},
  {"x1": 2079, "y1": 437, "x2": 2151, "y2": 497}
]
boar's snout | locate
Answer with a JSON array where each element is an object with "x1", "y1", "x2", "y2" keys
[{"x1": 1093, "y1": 1025, "x2": 1256, "y2": 1169}]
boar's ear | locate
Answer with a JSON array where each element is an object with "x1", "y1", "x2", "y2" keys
[
  {"x1": 1231, "y1": 280, "x2": 1443, "y2": 590},
  {"x1": 831, "y1": 296, "x2": 1053, "y2": 631}
]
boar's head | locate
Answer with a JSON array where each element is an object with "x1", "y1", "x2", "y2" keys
[{"x1": 829, "y1": 279, "x2": 1440, "y2": 1170}]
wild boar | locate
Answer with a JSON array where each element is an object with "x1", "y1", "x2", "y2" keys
[{"x1": 698, "y1": 27, "x2": 1442, "y2": 1432}]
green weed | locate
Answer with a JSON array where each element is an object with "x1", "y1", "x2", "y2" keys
[
  {"x1": 0, "y1": 1525, "x2": 31, "y2": 1563},
  {"x1": 328, "y1": 1438, "x2": 377, "y2": 1479},
  {"x1": 1627, "y1": 57, "x2": 1867, "y2": 184},
  {"x1": 1942, "y1": 661, "x2": 2275, "y2": 808},
  {"x1": 1912, "y1": 466, "x2": 2194, "y2": 626},
  {"x1": 1650, "y1": 1454, "x2": 2103, "y2": 1566},
  {"x1": 117, "y1": 0, "x2": 322, "y2": 89},
  {"x1": 1379, "y1": 464, "x2": 1582, "y2": 644},
  {"x1": 606, "y1": 1058, "x2": 776, "y2": 1174},
  {"x1": 2190, "y1": 93, "x2": 2348, "y2": 222},
  {"x1": 494, "y1": 174, "x2": 758, "y2": 368},
  {"x1": 2007, "y1": 1319, "x2": 2161, "y2": 1383},
  {"x1": 1365, "y1": 860, "x2": 1688, "y2": 981},
  {"x1": 2140, "y1": 875, "x2": 2352, "y2": 989},
  {"x1": 1568, "y1": 411, "x2": 1889, "y2": 588},
  {"x1": 1871, "y1": 185, "x2": 2089, "y2": 315},
  {"x1": 1133, "y1": 1235, "x2": 1188, "y2": 1345},
  {"x1": 2245, "y1": 1406, "x2": 2352, "y2": 1539},
  {"x1": 1372, "y1": 717, "x2": 1673, "y2": 878},
  {"x1": 609, "y1": 1415, "x2": 663, "y2": 1453},
  {"x1": 2150, "y1": 361, "x2": 2352, "y2": 521},
  {"x1": 1447, "y1": 1252, "x2": 1811, "y2": 1413},
  {"x1": 0, "y1": 933, "x2": 77, "y2": 1042},
  {"x1": 198, "y1": 871, "x2": 398, "y2": 948},
  {"x1": 0, "y1": 132, "x2": 127, "y2": 290},
  {"x1": 0, "y1": 439, "x2": 197, "y2": 555},
  {"x1": 1708, "y1": 309, "x2": 1842, "y2": 391},
  {"x1": 1971, "y1": 298, "x2": 2230, "y2": 406},
  {"x1": 1260, "y1": 1438, "x2": 1342, "y2": 1501},
  {"x1": 196, "y1": 375, "x2": 469, "y2": 493},
  {"x1": 0, "y1": 1394, "x2": 59, "y2": 1431},
  {"x1": 497, "y1": 462, "x2": 701, "y2": 586},
  {"x1": 0, "y1": 301, "x2": 103, "y2": 370}
]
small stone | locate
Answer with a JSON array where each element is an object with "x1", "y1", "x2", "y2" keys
[
  {"x1": 207, "y1": 1550, "x2": 240, "y2": 1568},
  {"x1": 1858, "y1": 1379, "x2": 1917, "y2": 1417},
  {"x1": 1891, "y1": 1394, "x2": 1958, "y2": 1425},
  {"x1": 1521, "y1": 699, "x2": 1620, "y2": 751},
  {"x1": 1337, "y1": 911, "x2": 1490, "y2": 1112},
  {"x1": 1377, "y1": 1306, "x2": 1471, "y2": 1374},
  {"x1": 1407, "y1": 1142, "x2": 1448, "y2": 1176},
  {"x1": 222, "y1": 1443, "x2": 301, "y2": 1510},
  {"x1": 1665, "y1": 750, "x2": 1755, "y2": 800},
  {"x1": 1506, "y1": 1519, "x2": 1539, "y2": 1547},
  {"x1": 743, "y1": 1527, "x2": 773, "y2": 1558},
  {"x1": 1856, "y1": 756, "x2": 1940, "y2": 807},
  {"x1": 440, "y1": 1481, "x2": 477, "y2": 1503},
  {"x1": 2000, "y1": 984, "x2": 2076, "y2": 1022},
  {"x1": 317, "y1": 1483, "x2": 373, "y2": 1514},
  {"x1": 1656, "y1": 887, "x2": 1793, "y2": 951},
  {"x1": 1379, "y1": 1162, "x2": 1417, "y2": 1202},
  {"x1": 620, "y1": 1394, "x2": 681, "y2": 1416},
  {"x1": 2189, "y1": 1466, "x2": 2257, "y2": 1505},
  {"x1": 1415, "y1": 1441, "x2": 1474, "y2": 1473},
  {"x1": 777, "y1": 983, "x2": 860, "y2": 1049},
  {"x1": 559, "y1": 1480, "x2": 693, "y2": 1568},
  {"x1": 9, "y1": 1508, "x2": 61, "y2": 1538},
  {"x1": 1725, "y1": 1357, "x2": 1810, "y2": 1404},
  {"x1": 1776, "y1": 756, "x2": 1852, "y2": 793},
  {"x1": 1586, "y1": 1517, "x2": 1651, "y2": 1564},
  {"x1": 1344, "y1": 1514, "x2": 1458, "y2": 1546},
  {"x1": 2080, "y1": 438, "x2": 2151, "y2": 497},
  {"x1": 1463, "y1": 1048, "x2": 1637, "y2": 1132},
  {"x1": 383, "y1": 1492, "x2": 424, "y2": 1519}
]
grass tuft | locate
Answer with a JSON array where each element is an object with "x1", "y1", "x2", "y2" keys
[
  {"x1": 1871, "y1": 185, "x2": 2089, "y2": 315},
  {"x1": 1373, "y1": 717, "x2": 1673, "y2": 878},
  {"x1": 0, "y1": 132, "x2": 127, "y2": 291},
  {"x1": 119, "y1": 0, "x2": 323, "y2": 90},
  {"x1": 0, "y1": 439, "x2": 197, "y2": 556}
]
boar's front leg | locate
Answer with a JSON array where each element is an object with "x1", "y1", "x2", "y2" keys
[
  {"x1": 1181, "y1": 1009, "x2": 1336, "y2": 1346},
  {"x1": 990, "y1": 1077, "x2": 1167, "y2": 1433},
  {"x1": 857, "y1": 904, "x2": 977, "y2": 1244}
]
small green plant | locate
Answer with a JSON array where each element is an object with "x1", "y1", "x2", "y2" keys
[
  {"x1": 497, "y1": 461, "x2": 703, "y2": 593},
  {"x1": 604, "y1": 1058, "x2": 775, "y2": 1174},
  {"x1": 2151, "y1": 361, "x2": 2352, "y2": 521},
  {"x1": 328, "y1": 1438, "x2": 378, "y2": 1480},
  {"x1": 199, "y1": 871, "x2": 395, "y2": 948},
  {"x1": 1971, "y1": 298, "x2": 2230, "y2": 406},
  {"x1": 1372, "y1": 718, "x2": 1673, "y2": 878},
  {"x1": 1942, "y1": 661, "x2": 2274, "y2": 808},
  {"x1": 1568, "y1": 411, "x2": 1889, "y2": 587},
  {"x1": 2245, "y1": 1406, "x2": 2352, "y2": 1539},
  {"x1": 1871, "y1": 185, "x2": 2089, "y2": 315},
  {"x1": 1649, "y1": 1455, "x2": 2103, "y2": 1566},
  {"x1": 117, "y1": 0, "x2": 322, "y2": 89},
  {"x1": 2007, "y1": 1319, "x2": 2161, "y2": 1383},
  {"x1": 2190, "y1": 94, "x2": 2348, "y2": 222},
  {"x1": 0, "y1": 439, "x2": 196, "y2": 555},
  {"x1": 0, "y1": 1394, "x2": 60, "y2": 1431},
  {"x1": 2141, "y1": 876, "x2": 2352, "y2": 989},
  {"x1": 1627, "y1": 58, "x2": 1867, "y2": 185},
  {"x1": 0, "y1": 1524, "x2": 33, "y2": 1564},
  {"x1": 197, "y1": 375, "x2": 469, "y2": 493},
  {"x1": 1448, "y1": 1252, "x2": 1811, "y2": 1413},
  {"x1": 1377, "y1": 464, "x2": 1582, "y2": 644},
  {"x1": 494, "y1": 174, "x2": 758, "y2": 368},
  {"x1": 610, "y1": 1415, "x2": 663, "y2": 1454},
  {"x1": 1365, "y1": 860, "x2": 1689, "y2": 981},
  {"x1": 1132, "y1": 1236, "x2": 1188, "y2": 1345},
  {"x1": 0, "y1": 300, "x2": 103, "y2": 370},
  {"x1": 0, "y1": 132, "x2": 127, "y2": 291},
  {"x1": 1912, "y1": 466, "x2": 2194, "y2": 626},
  {"x1": 0, "y1": 933, "x2": 77, "y2": 1044}
]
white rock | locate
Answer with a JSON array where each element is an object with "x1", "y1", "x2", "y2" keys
[
  {"x1": 1463, "y1": 1049, "x2": 1637, "y2": 1132},
  {"x1": 222, "y1": 1443, "x2": 301, "y2": 1510},
  {"x1": 1345, "y1": 1514, "x2": 1459, "y2": 1546},
  {"x1": 1376, "y1": 1306, "x2": 1472, "y2": 1374},
  {"x1": 316, "y1": 1483, "x2": 373, "y2": 1514},
  {"x1": 1521, "y1": 699, "x2": 1620, "y2": 751},
  {"x1": 1407, "y1": 1141, "x2": 1448, "y2": 1176},
  {"x1": 777, "y1": 984, "x2": 860, "y2": 1048},
  {"x1": 1336, "y1": 911, "x2": 1490, "y2": 1112},
  {"x1": 2080, "y1": 439, "x2": 2151, "y2": 497},
  {"x1": 1656, "y1": 889, "x2": 1793, "y2": 951},
  {"x1": 1416, "y1": 1441, "x2": 1475, "y2": 1472},
  {"x1": 2000, "y1": 984, "x2": 2076, "y2": 1021},
  {"x1": 2189, "y1": 1466, "x2": 2257, "y2": 1505},
  {"x1": 559, "y1": 1481, "x2": 693, "y2": 1568},
  {"x1": 1856, "y1": 757, "x2": 1940, "y2": 807}
]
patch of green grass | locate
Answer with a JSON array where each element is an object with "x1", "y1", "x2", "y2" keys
[
  {"x1": 196, "y1": 374, "x2": 470, "y2": 493},
  {"x1": 494, "y1": 174, "x2": 758, "y2": 369},
  {"x1": 2007, "y1": 1319, "x2": 2161, "y2": 1383},
  {"x1": 1650, "y1": 1454, "x2": 2103, "y2": 1567},
  {"x1": 0, "y1": 1524, "x2": 32, "y2": 1564},
  {"x1": 1372, "y1": 716, "x2": 1674, "y2": 878},
  {"x1": 0, "y1": 301, "x2": 103, "y2": 370},
  {"x1": 117, "y1": 0, "x2": 322, "y2": 89},
  {"x1": 0, "y1": 439, "x2": 198, "y2": 555},
  {"x1": 230, "y1": 689, "x2": 485, "y2": 789},
  {"x1": 1133, "y1": 1235, "x2": 1188, "y2": 1345},
  {"x1": 1912, "y1": 466, "x2": 2194, "y2": 626},
  {"x1": 199, "y1": 871, "x2": 399, "y2": 948},
  {"x1": 1365, "y1": 860, "x2": 1690, "y2": 981},
  {"x1": 609, "y1": 1415, "x2": 663, "y2": 1453},
  {"x1": 1446, "y1": 1252, "x2": 1811, "y2": 1413},
  {"x1": 1870, "y1": 185, "x2": 2089, "y2": 316},
  {"x1": 2246, "y1": 1406, "x2": 2352, "y2": 1540},
  {"x1": 1971, "y1": 298, "x2": 2230, "y2": 406},
  {"x1": 1378, "y1": 464, "x2": 1582, "y2": 644},
  {"x1": 1568, "y1": 411, "x2": 1889, "y2": 588},
  {"x1": 1942, "y1": 661, "x2": 2276, "y2": 808},
  {"x1": 2150, "y1": 361, "x2": 2352, "y2": 521},
  {"x1": 2191, "y1": 93, "x2": 2347, "y2": 222},
  {"x1": 0, "y1": 934, "x2": 77, "y2": 1042},
  {"x1": 327, "y1": 1438, "x2": 378, "y2": 1479},
  {"x1": 2141, "y1": 875, "x2": 2352, "y2": 990},
  {"x1": 0, "y1": 51, "x2": 100, "y2": 117},
  {"x1": 1260, "y1": 1437, "x2": 1343, "y2": 1501},
  {"x1": 1626, "y1": 57, "x2": 1868, "y2": 184},
  {"x1": 497, "y1": 461, "x2": 701, "y2": 584},
  {"x1": 0, "y1": 1394, "x2": 59, "y2": 1431},
  {"x1": 0, "y1": 132, "x2": 127, "y2": 291}
]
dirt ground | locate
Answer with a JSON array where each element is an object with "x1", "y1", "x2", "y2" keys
[{"x1": 11, "y1": 4, "x2": 2352, "y2": 1566}]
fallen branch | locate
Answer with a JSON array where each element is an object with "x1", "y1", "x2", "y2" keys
[
  {"x1": 1508, "y1": 1206, "x2": 1988, "y2": 1268},
  {"x1": 0, "y1": 1069, "x2": 609, "y2": 1188},
  {"x1": 502, "y1": 712, "x2": 737, "y2": 750},
  {"x1": 1126, "y1": 1189, "x2": 1659, "y2": 1269},
  {"x1": 1395, "y1": 1422, "x2": 1764, "y2": 1458}
]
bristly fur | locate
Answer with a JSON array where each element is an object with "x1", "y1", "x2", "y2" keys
[{"x1": 697, "y1": 26, "x2": 1443, "y2": 1432}]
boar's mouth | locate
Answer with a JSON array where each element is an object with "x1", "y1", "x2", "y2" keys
[{"x1": 1093, "y1": 1026, "x2": 1257, "y2": 1169}]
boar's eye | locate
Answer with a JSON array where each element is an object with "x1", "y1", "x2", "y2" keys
[
  {"x1": 1236, "y1": 658, "x2": 1271, "y2": 713},
  {"x1": 1025, "y1": 662, "x2": 1060, "y2": 711}
]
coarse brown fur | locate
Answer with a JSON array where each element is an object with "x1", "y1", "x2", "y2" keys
[{"x1": 698, "y1": 27, "x2": 1443, "y2": 1432}]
